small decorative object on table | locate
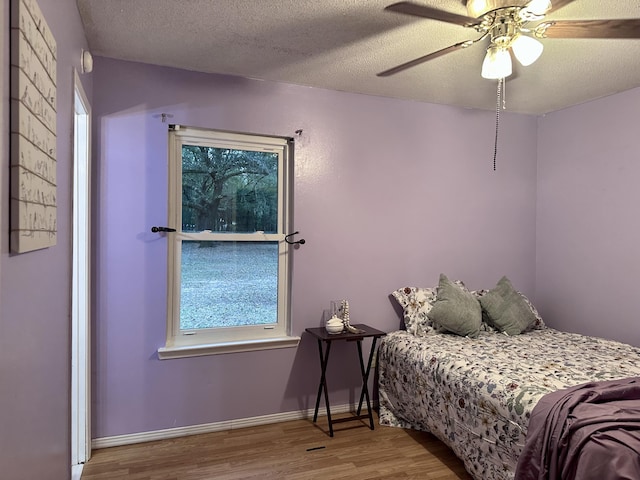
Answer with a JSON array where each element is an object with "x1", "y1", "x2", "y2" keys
[
  {"x1": 338, "y1": 300, "x2": 365, "y2": 334},
  {"x1": 325, "y1": 315, "x2": 344, "y2": 334},
  {"x1": 325, "y1": 301, "x2": 344, "y2": 334}
]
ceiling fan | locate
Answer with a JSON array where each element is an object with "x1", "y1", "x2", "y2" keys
[{"x1": 378, "y1": 0, "x2": 640, "y2": 80}]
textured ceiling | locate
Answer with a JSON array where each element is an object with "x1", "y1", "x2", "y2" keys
[{"x1": 76, "y1": 0, "x2": 640, "y2": 115}]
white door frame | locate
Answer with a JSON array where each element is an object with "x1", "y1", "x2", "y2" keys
[{"x1": 71, "y1": 69, "x2": 91, "y2": 467}]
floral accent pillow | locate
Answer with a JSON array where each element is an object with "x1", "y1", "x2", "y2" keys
[
  {"x1": 519, "y1": 292, "x2": 546, "y2": 330},
  {"x1": 391, "y1": 287, "x2": 437, "y2": 336}
]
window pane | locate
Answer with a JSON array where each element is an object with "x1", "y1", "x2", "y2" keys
[
  {"x1": 180, "y1": 241, "x2": 278, "y2": 330},
  {"x1": 181, "y1": 145, "x2": 278, "y2": 233}
]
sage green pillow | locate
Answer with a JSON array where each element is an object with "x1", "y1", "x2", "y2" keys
[
  {"x1": 479, "y1": 276, "x2": 537, "y2": 335},
  {"x1": 428, "y1": 274, "x2": 481, "y2": 338}
]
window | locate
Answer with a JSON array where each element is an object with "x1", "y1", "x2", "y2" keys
[{"x1": 158, "y1": 126, "x2": 299, "y2": 359}]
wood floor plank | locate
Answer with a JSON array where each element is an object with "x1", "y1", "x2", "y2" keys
[{"x1": 82, "y1": 414, "x2": 472, "y2": 480}]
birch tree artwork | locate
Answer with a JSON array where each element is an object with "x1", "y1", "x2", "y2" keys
[{"x1": 10, "y1": 0, "x2": 57, "y2": 253}]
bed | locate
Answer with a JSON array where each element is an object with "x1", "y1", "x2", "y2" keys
[{"x1": 378, "y1": 276, "x2": 640, "y2": 480}]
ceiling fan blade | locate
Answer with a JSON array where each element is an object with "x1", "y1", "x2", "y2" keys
[
  {"x1": 540, "y1": 19, "x2": 640, "y2": 38},
  {"x1": 377, "y1": 41, "x2": 472, "y2": 77},
  {"x1": 385, "y1": 2, "x2": 481, "y2": 27},
  {"x1": 547, "y1": 0, "x2": 577, "y2": 14}
]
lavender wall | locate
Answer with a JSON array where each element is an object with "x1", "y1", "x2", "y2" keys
[
  {"x1": 0, "y1": 0, "x2": 92, "y2": 478},
  {"x1": 536, "y1": 87, "x2": 640, "y2": 346},
  {"x1": 92, "y1": 57, "x2": 538, "y2": 438},
  {"x1": 0, "y1": 0, "x2": 635, "y2": 465}
]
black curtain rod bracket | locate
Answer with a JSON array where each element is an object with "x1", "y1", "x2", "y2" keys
[
  {"x1": 151, "y1": 226, "x2": 176, "y2": 233},
  {"x1": 284, "y1": 231, "x2": 306, "y2": 245}
]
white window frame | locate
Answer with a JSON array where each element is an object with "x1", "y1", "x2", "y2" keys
[{"x1": 158, "y1": 126, "x2": 299, "y2": 359}]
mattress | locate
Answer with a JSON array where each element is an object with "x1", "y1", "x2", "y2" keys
[{"x1": 377, "y1": 328, "x2": 640, "y2": 480}]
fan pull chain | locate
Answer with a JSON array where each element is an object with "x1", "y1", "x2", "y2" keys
[
  {"x1": 502, "y1": 77, "x2": 507, "y2": 109},
  {"x1": 493, "y1": 78, "x2": 506, "y2": 171}
]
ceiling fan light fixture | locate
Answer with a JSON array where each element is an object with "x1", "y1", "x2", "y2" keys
[
  {"x1": 481, "y1": 46, "x2": 512, "y2": 79},
  {"x1": 511, "y1": 34, "x2": 544, "y2": 66}
]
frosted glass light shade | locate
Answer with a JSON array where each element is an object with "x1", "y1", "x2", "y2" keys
[
  {"x1": 481, "y1": 47, "x2": 512, "y2": 79},
  {"x1": 512, "y1": 34, "x2": 544, "y2": 66},
  {"x1": 526, "y1": 0, "x2": 551, "y2": 15},
  {"x1": 467, "y1": 0, "x2": 530, "y2": 18}
]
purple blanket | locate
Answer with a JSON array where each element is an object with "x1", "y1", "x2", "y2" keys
[{"x1": 515, "y1": 377, "x2": 640, "y2": 480}]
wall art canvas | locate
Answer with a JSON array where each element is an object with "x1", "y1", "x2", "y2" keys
[{"x1": 10, "y1": 0, "x2": 57, "y2": 253}]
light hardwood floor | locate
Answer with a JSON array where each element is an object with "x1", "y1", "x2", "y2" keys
[{"x1": 82, "y1": 413, "x2": 472, "y2": 480}]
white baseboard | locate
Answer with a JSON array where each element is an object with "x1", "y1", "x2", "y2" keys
[{"x1": 92, "y1": 402, "x2": 374, "y2": 449}]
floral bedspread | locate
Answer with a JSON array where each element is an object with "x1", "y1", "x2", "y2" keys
[{"x1": 377, "y1": 328, "x2": 640, "y2": 480}]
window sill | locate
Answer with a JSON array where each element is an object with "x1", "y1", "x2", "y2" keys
[{"x1": 157, "y1": 335, "x2": 301, "y2": 359}]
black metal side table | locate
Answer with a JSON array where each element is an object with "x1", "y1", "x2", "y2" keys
[{"x1": 305, "y1": 324, "x2": 386, "y2": 437}]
